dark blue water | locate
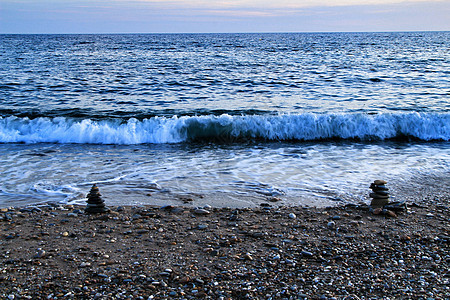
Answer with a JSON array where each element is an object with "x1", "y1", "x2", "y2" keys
[{"x1": 0, "y1": 32, "x2": 449, "y2": 207}]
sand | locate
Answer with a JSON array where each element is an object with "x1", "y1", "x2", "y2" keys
[{"x1": 0, "y1": 189, "x2": 449, "y2": 299}]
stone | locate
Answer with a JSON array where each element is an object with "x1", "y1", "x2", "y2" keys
[
  {"x1": 374, "y1": 190, "x2": 389, "y2": 196},
  {"x1": 370, "y1": 197, "x2": 389, "y2": 208},
  {"x1": 386, "y1": 210, "x2": 397, "y2": 218},
  {"x1": 327, "y1": 221, "x2": 336, "y2": 229},
  {"x1": 85, "y1": 184, "x2": 109, "y2": 214},
  {"x1": 79, "y1": 262, "x2": 91, "y2": 268},
  {"x1": 244, "y1": 253, "x2": 253, "y2": 260},
  {"x1": 369, "y1": 192, "x2": 389, "y2": 199},
  {"x1": 301, "y1": 250, "x2": 313, "y2": 257},
  {"x1": 384, "y1": 201, "x2": 407, "y2": 212},
  {"x1": 193, "y1": 208, "x2": 210, "y2": 215},
  {"x1": 372, "y1": 208, "x2": 383, "y2": 215},
  {"x1": 34, "y1": 249, "x2": 46, "y2": 258},
  {"x1": 374, "y1": 179, "x2": 387, "y2": 185}
]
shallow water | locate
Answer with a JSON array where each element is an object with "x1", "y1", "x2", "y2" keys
[{"x1": 0, "y1": 141, "x2": 448, "y2": 208}]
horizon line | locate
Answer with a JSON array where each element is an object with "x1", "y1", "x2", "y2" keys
[{"x1": 1, "y1": 30, "x2": 449, "y2": 35}]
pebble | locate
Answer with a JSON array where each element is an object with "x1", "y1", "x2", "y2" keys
[
  {"x1": 301, "y1": 250, "x2": 313, "y2": 257},
  {"x1": 79, "y1": 262, "x2": 91, "y2": 268},
  {"x1": 327, "y1": 221, "x2": 336, "y2": 229},
  {"x1": 34, "y1": 249, "x2": 46, "y2": 258},
  {"x1": 288, "y1": 213, "x2": 297, "y2": 219},
  {"x1": 193, "y1": 208, "x2": 210, "y2": 215},
  {"x1": 244, "y1": 253, "x2": 253, "y2": 261}
]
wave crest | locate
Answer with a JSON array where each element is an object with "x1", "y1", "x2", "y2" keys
[{"x1": 0, "y1": 112, "x2": 448, "y2": 144}]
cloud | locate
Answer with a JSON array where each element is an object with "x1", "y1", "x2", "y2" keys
[
  {"x1": 109, "y1": 0, "x2": 448, "y2": 18},
  {"x1": 125, "y1": 0, "x2": 445, "y2": 9},
  {"x1": 1, "y1": 0, "x2": 448, "y2": 33}
]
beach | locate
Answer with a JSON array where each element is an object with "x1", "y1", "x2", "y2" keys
[
  {"x1": 0, "y1": 32, "x2": 449, "y2": 300},
  {"x1": 1, "y1": 186, "x2": 449, "y2": 299}
]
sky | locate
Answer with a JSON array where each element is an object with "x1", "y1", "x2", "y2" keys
[{"x1": 0, "y1": 0, "x2": 449, "y2": 34}]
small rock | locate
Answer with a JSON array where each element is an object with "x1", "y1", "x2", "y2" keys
[
  {"x1": 193, "y1": 208, "x2": 210, "y2": 215},
  {"x1": 373, "y1": 208, "x2": 383, "y2": 215},
  {"x1": 301, "y1": 251, "x2": 313, "y2": 257},
  {"x1": 178, "y1": 276, "x2": 190, "y2": 284},
  {"x1": 244, "y1": 253, "x2": 253, "y2": 260},
  {"x1": 79, "y1": 262, "x2": 91, "y2": 268},
  {"x1": 386, "y1": 210, "x2": 397, "y2": 218},
  {"x1": 374, "y1": 179, "x2": 387, "y2": 185},
  {"x1": 269, "y1": 197, "x2": 281, "y2": 202},
  {"x1": 34, "y1": 249, "x2": 46, "y2": 259},
  {"x1": 288, "y1": 213, "x2": 297, "y2": 219},
  {"x1": 327, "y1": 221, "x2": 336, "y2": 229}
]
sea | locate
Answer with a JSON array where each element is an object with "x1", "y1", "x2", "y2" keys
[{"x1": 0, "y1": 32, "x2": 449, "y2": 208}]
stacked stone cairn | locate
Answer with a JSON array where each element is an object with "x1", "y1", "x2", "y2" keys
[
  {"x1": 369, "y1": 179, "x2": 390, "y2": 208},
  {"x1": 85, "y1": 184, "x2": 109, "y2": 214}
]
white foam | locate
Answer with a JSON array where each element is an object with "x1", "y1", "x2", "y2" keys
[{"x1": 0, "y1": 112, "x2": 448, "y2": 144}]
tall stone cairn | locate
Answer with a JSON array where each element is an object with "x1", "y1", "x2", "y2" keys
[
  {"x1": 85, "y1": 184, "x2": 109, "y2": 213},
  {"x1": 369, "y1": 179, "x2": 390, "y2": 208}
]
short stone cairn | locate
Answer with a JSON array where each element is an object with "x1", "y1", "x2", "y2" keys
[
  {"x1": 85, "y1": 184, "x2": 109, "y2": 214},
  {"x1": 369, "y1": 179, "x2": 390, "y2": 208}
]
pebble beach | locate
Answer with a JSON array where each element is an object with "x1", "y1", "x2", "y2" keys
[{"x1": 1, "y1": 186, "x2": 449, "y2": 300}]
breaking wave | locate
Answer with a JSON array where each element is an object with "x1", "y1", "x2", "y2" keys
[{"x1": 0, "y1": 112, "x2": 448, "y2": 144}]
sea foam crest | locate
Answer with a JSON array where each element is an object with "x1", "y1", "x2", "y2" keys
[{"x1": 0, "y1": 112, "x2": 448, "y2": 144}]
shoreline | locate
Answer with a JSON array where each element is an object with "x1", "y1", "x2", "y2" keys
[{"x1": 1, "y1": 191, "x2": 449, "y2": 299}]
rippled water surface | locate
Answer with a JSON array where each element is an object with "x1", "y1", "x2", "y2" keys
[{"x1": 1, "y1": 32, "x2": 449, "y2": 118}]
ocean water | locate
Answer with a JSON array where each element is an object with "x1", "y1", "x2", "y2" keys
[{"x1": 0, "y1": 32, "x2": 449, "y2": 208}]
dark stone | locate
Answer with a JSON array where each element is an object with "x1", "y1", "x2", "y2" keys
[
  {"x1": 384, "y1": 201, "x2": 407, "y2": 212},
  {"x1": 85, "y1": 184, "x2": 109, "y2": 214},
  {"x1": 369, "y1": 192, "x2": 389, "y2": 199}
]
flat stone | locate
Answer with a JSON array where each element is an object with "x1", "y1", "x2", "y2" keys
[
  {"x1": 193, "y1": 209, "x2": 210, "y2": 215},
  {"x1": 79, "y1": 262, "x2": 91, "y2": 268},
  {"x1": 374, "y1": 180, "x2": 387, "y2": 185},
  {"x1": 369, "y1": 193, "x2": 389, "y2": 199},
  {"x1": 371, "y1": 197, "x2": 389, "y2": 208},
  {"x1": 372, "y1": 190, "x2": 389, "y2": 196}
]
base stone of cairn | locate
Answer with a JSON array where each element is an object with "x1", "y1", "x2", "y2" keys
[
  {"x1": 369, "y1": 179, "x2": 390, "y2": 208},
  {"x1": 85, "y1": 184, "x2": 109, "y2": 214}
]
